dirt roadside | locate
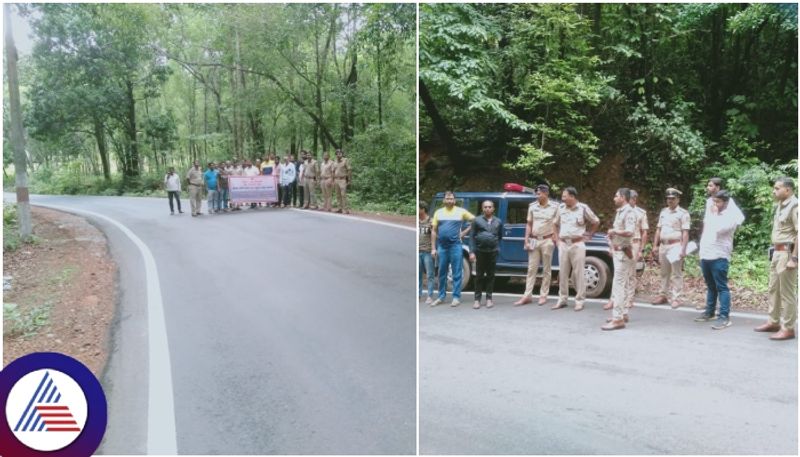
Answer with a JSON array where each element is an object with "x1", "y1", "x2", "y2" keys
[{"x1": 3, "y1": 207, "x2": 116, "y2": 377}]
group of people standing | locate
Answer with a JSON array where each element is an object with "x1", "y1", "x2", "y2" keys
[
  {"x1": 164, "y1": 149, "x2": 352, "y2": 216},
  {"x1": 419, "y1": 177, "x2": 797, "y2": 340}
]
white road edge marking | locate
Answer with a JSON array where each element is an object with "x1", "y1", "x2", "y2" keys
[
  {"x1": 427, "y1": 291, "x2": 767, "y2": 319},
  {"x1": 289, "y1": 208, "x2": 415, "y2": 232},
  {"x1": 33, "y1": 203, "x2": 178, "y2": 454}
]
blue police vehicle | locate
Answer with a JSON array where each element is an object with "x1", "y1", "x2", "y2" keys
[{"x1": 430, "y1": 186, "x2": 645, "y2": 298}]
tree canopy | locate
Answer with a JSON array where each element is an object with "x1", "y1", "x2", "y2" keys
[
  {"x1": 9, "y1": 3, "x2": 416, "y2": 213},
  {"x1": 420, "y1": 3, "x2": 797, "y2": 252}
]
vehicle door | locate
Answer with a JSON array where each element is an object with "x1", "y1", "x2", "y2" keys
[{"x1": 498, "y1": 198, "x2": 532, "y2": 263}]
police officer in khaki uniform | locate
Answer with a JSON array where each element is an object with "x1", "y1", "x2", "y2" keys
[
  {"x1": 602, "y1": 188, "x2": 636, "y2": 330},
  {"x1": 652, "y1": 188, "x2": 690, "y2": 308},
  {"x1": 333, "y1": 149, "x2": 352, "y2": 214},
  {"x1": 185, "y1": 160, "x2": 204, "y2": 216},
  {"x1": 302, "y1": 151, "x2": 320, "y2": 210},
  {"x1": 553, "y1": 186, "x2": 600, "y2": 311},
  {"x1": 605, "y1": 190, "x2": 649, "y2": 311},
  {"x1": 514, "y1": 184, "x2": 559, "y2": 306},
  {"x1": 754, "y1": 177, "x2": 798, "y2": 341},
  {"x1": 320, "y1": 152, "x2": 335, "y2": 212},
  {"x1": 627, "y1": 190, "x2": 648, "y2": 308}
]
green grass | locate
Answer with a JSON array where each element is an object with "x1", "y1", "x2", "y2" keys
[
  {"x1": 684, "y1": 251, "x2": 769, "y2": 293},
  {"x1": 3, "y1": 302, "x2": 53, "y2": 338}
]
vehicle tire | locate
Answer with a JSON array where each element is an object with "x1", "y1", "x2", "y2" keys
[
  {"x1": 584, "y1": 256, "x2": 610, "y2": 298},
  {"x1": 446, "y1": 255, "x2": 472, "y2": 291}
]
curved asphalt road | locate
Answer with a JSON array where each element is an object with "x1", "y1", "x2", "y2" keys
[{"x1": 12, "y1": 194, "x2": 415, "y2": 455}]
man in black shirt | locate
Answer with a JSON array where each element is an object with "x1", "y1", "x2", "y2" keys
[{"x1": 469, "y1": 200, "x2": 504, "y2": 309}]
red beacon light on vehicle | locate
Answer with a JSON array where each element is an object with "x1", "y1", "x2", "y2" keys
[{"x1": 503, "y1": 182, "x2": 536, "y2": 194}]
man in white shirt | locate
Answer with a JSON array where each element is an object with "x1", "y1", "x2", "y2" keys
[
  {"x1": 279, "y1": 156, "x2": 296, "y2": 208},
  {"x1": 704, "y1": 177, "x2": 743, "y2": 221},
  {"x1": 694, "y1": 190, "x2": 745, "y2": 329},
  {"x1": 164, "y1": 167, "x2": 183, "y2": 215}
]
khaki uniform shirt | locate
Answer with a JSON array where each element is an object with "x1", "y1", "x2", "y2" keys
[
  {"x1": 334, "y1": 158, "x2": 351, "y2": 179},
  {"x1": 304, "y1": 159, "x2": 319, "y2": 179},
  {"x1": 657, "y1": 206, "x2": 690, "y2": 241},
  {"x1": 557, "y1": 202, "x2": 599, "y2": 238},
  {"x1": 527, "y1": 200, "x2": 559, "y2": 237},
  {"x1": 186, "y1": 167, "x2": 204, "y2": 186},
  {"x1": 772, "y1": 195, "x2": 798, "y2": 245},
  {"x1": 611, "y1": 204, "x2": 636, "y2": 248},
  {"x1": 633, "y1": 206, "x2": 649, "y2": 241},
  {"x1": 320, "y1": 160, "x2": 335, "y2": 179}
]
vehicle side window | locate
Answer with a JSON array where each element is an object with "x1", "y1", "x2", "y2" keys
[{"x1": 506, "y1": 200, "x2": 530, "y2": 225}]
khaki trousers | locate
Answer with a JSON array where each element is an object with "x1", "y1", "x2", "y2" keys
[
  {"x1": 658, "y1": 244, "x2": 684, "y2": 301},
  {"x1": 303, "y1": 178, "x2": 317, "y2": 207},
  {"x1": 611, "y1": 251, "x2": 635, "y2": 320},
  {"x1": 189, "y1": 185, "x2": 203, "y2": 215},
  {"x1": 322, "y1": 178, "x2": 334, "y2": 211},
  {"x1": 335, "y1": 178, "x2": 348, "y2": 212},
  {"x1": 558, "y1": 241, "x2": 586, "y2": 305},
  {"x1": 625, "y1": 241, "x2": 641, "y2": 307},
  {"x1": 524, "y1": 238, "x2": 555, "y2": 299},
  {"x1": 767, "y1": 251, "x2": 797, "y2": 330}
]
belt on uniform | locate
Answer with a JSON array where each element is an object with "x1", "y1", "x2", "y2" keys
[
  {"x1": 773, "y1": 243, "x2": 795, "y2": 251},
  {"x1": 661, "y1": 239, "x2": 681, "y2": 245},
  {"x1": 560, "y1": 236, "x2": 584, "y2": 243},
  {"x1": 530, "y1": 233, "x2": 554, "y2": 241},
  {"x1": 189, "y1": 183, "x2": 201, "y2": 187}
]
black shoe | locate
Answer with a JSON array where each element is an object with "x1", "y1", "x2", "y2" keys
[{"x1": 694, "y1": 313, "x2": 715, "y2": 322}]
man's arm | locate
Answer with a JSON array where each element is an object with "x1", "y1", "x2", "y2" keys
[
  {"x1": 468, "y1": 219, "x2": 478, "y2": 258},
  {"x1": 524, "y1": 216, "x2": 533, "y2": 251}
]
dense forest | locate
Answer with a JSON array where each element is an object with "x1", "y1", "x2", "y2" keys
[
  {"x1": 4, "y1": 3, "x2": 416, "y2": 213},
  {"x1": 420, "y1": 3, "x2": 798, "y2": 256}
]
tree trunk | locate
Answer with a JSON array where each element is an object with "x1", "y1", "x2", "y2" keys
[
  {"x1": 5, "y1": 5, "x2": 32, "y2": 239},
  {"x1": 125, "y1": 79, "x2": 140, "y2": 177},
  {"x1": 94, "y1": 118, "x2": 111, "y2": 180},
  {"x1": 419, "y1": 79, "x2": 463, "y2": 173},
  {"x1": 377, "y1": 40, "x2": 383, "y2": 127}
]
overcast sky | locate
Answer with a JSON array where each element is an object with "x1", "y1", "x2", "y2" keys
[{"x1": 5, "y1": 4, "x2": 36, "y2": 57}]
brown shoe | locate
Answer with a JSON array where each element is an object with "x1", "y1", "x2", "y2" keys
[
  {"x1": 513, "y1": 295, "x2": 533, "y2": 306},
  {"x1": 770, "y1": 329, "x2": 796, "y2": 340},
  {"x1": 670, "y1": 300, "x2": 681, "y2": 309},
  {"x1": 652, "y1": 296, "x2": 668, "y2": 305},
  {"x1": 601, "y1": 319, "x2": 626, "y2": 331},
  {"x1": 603, "y1": 300, "x2": 613, "y2": 310},
  {"x1": 574, "y1": 303, "x2": 584, "y2": 312},
  {"x1": 537, "y1": 297, "x2": 547, "y2": 306},
  {"x1": 606, "y1": 315, "x2": 630, "y2": 323},
  {"x1": 754, "y1": 322, "x2": 781, "y2": 332},
  {"x1": 551, "y1": 302, "x2": 567, "y2": 310}
]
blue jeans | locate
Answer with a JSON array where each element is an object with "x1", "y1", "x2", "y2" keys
[
  {"x1": 437, "y1": 243, "x2": 463, "y2": 300},
  {"x1": 216, "y1": 188, "x2": 229, "y2": 210},
  {"x1": 701, "y1": 258, "x2": 730, "y2": 318},
  {"x1": 207, "y1": 189, "x2": 219, "y2": 211},
  {"x1": 419, "y1": 252, "x2": 435, "y2": 297}
]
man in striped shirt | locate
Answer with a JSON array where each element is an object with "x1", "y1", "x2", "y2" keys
[{"x1": 430, "y1": 191, "x2": 475, "y2": 307}]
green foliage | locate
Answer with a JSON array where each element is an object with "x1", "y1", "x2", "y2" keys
[
  {"x1": 16, "y1": 3, "x2": 414, "y2": 212},
  {"x1": 3, "y1": 204, "x2": 20, "y2": 251},
  {"x1": 3, "y1": 302, "x2": 53, "y2": 338},
  {"x1": 348, "y1": 126, "x2": 415, "y2": 214}
]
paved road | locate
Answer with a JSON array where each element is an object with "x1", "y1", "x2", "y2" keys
[
  {"x1": 420, "y1": 294, "x2": 798, "y2": 455},
  {"x1": 12, "y1": 194, "x2": 415, "y2": 454}
]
